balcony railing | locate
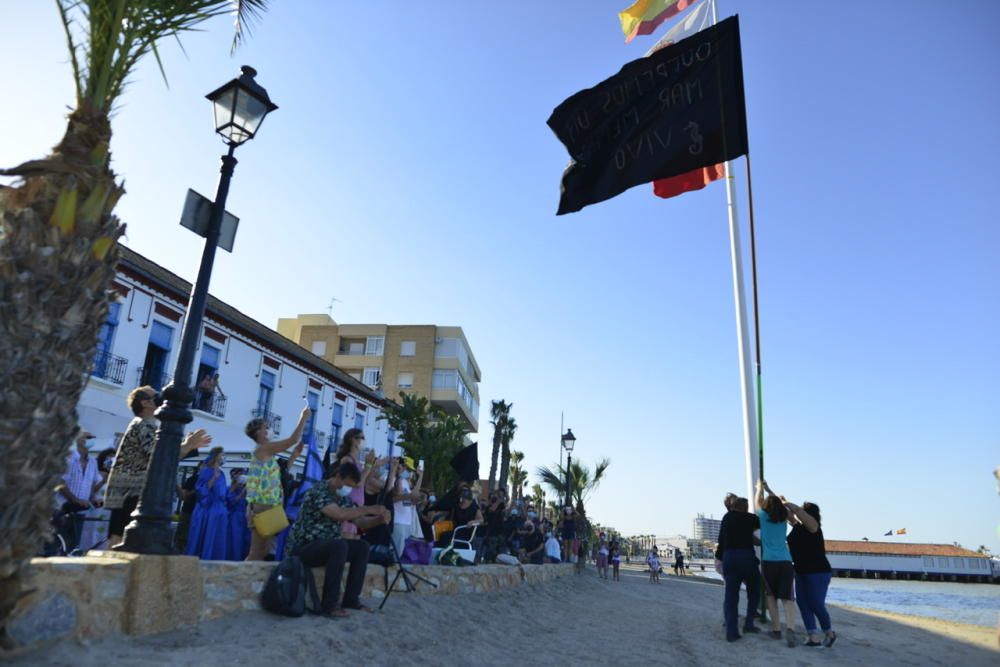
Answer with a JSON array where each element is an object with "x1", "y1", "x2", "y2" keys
[
  {"x1": 194, "y1": 391, "x2": 227, "y2": 418},
  {"x1": 136, "y1": 367, "x2": 173, "y2": 391},
  {"x1": 91, "y1": 350, "x2": 128, "y2": 385},
  {"x1": 251, "y1": 407, "x2": 282, "y2": 435}
]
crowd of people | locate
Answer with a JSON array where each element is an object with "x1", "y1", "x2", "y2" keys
[{"x1": 715, "y1": 479, "x2": 835, "y2": 649}]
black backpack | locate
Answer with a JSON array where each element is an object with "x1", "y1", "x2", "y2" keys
[{"x1": 260, "y1": 555, "x2": 321, "y2": 617}]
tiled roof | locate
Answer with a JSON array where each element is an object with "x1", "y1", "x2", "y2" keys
[
  {"x1": 826, "y1": 540, "x2": 987, "y2": 558},
  {"x1": 116, "y1": 244, "x2": 381, "y2": 403}
]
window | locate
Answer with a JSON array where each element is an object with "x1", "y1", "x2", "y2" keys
[
  {"x1": 349, "y1": 371, "x2": 362, "y2": 381},
  {"x1": 257, "y1": 370, "x2": 276, "y2": 414},
  {"x1": 92, "y1": 302, "x2": 122, "y2": 382},
  {"x1": 365, "y1": 336, "x2": 384, "y2": 356},
  {"x1": 141, "y1": 321, "x2": 174, "y2": 389},
  {"x1": 197, "y1": 344, "x2": 221, "y2": 386},
  {"x1": 397, "y1": 372, "x2": 414, "y2": 388},
  {"x1": 362, "y1": 368, "x2": 382, "y2": 388},
  {"x1": 400, "y1": 340, "x2": 416, "y2": 356},
  {"x1": 311, "y1": 340, "x2": 327, "y2": 356},
  {"x1": 354, "y1": 411, "x2": 365, "y2": 430},
  {"x1": 304, "y1": 391, "x2": 319, "y2": 441},
  {"x1": 330, "y1": 403, "x2": 344, "y2": 450}
]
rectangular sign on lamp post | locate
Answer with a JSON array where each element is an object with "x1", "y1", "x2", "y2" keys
[{"x1": 179, "y1": 189, "x2": 239, "y2": 252}]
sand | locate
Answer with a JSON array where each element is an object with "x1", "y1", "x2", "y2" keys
[{"x1": 9, "y1": 565, "x2": 998, "y2": 667}]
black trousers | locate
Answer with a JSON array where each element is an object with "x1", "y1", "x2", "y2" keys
[{"x1": 293, "y1": 537, "x2": 369, "y2": 611}]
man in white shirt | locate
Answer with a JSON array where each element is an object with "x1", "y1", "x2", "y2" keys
[
  {"x1": 391, "y1": 458, "x2": 424, "y2": 558},
  {"x1": 545, "y1": 531, "x2": 562, "y2": 564},
  {"x1": 57, "y1": 430, "x2": 100, "y2": 551}
]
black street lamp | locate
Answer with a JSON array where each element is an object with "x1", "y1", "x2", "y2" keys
[
  {"x1": 117, "y1": 67, "x2": 277, "y2": 554},
  {"x1": 561, "y1": 428, "x2": 576, "y2": 510}
]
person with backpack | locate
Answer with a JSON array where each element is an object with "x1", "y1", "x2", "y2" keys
[{"x1": 284, "y1": 461, "x2": 390, "y2": 617}]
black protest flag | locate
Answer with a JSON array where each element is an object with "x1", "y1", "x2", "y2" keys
[
  {"x1": 450, "y1": 441, "x2": 479, "y2": 484},
  {"x1": 548, "y1": 15, "x2": 749, "y2": 215}
]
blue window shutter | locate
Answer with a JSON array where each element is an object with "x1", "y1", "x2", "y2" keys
[
  {"x1": 331, "y1": 403, "x2": 344, "y2": 426},
  {"x1": 149, "y1": 321, "x2": 173, "y2": 349},
  {"x1": 201, "y1": 344, "x2": 220, "y2": 369}
]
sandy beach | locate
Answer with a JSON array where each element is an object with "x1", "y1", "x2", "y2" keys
[{"x1": 10, "y1": 566, "x2": 998, "y2": 667}]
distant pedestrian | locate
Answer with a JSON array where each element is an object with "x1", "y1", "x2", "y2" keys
[
  {"x1": 717, "y1": 494, "x2": 762, "y2": 642},
  {"x1": 786, "y1": 499, "x2": 836, "y2": 648},
  {"x1": 611, "y1": 541, "x2": 622, "y2": 581},
  {"x1": 560, "y1": 506, "x2": 577, "y2": 562},
  {"x1": 646, "y1": 546, "x2": 661, "y2": 583},
  {"x1": 596, "y1": 533, "x2": 610, "y2": 579},
  {"x1": 186, "y1": 447, "x2": 229, "y2": 560},
  {"x1": 756, "y1": 479, "x2": 799, "y2": 647},
  {"x1": 196, "y1": 371, "x2": 225, "y2": 412},
  {"x1": 56, "y1": 430, "x2": 99, "y2": 552},
  {"x1": 174, "y1": 464, "x2": 200, "y2": 553},
  {"x1": 674, "y1": 549, "x2": 685, "y2": 576}
]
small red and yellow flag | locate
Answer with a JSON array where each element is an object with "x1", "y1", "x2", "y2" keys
[
  {"x1": 896, "y1": 528, "x2": 907, "y2": 535},
  {"x1": 618, "y1": 0, "x2": 699, "y2": 43}
]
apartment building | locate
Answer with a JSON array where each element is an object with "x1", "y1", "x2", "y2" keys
[
  {"x1": 277, "y1": 314, "x2": 481, "y2": 433},
  {"x1": 79, "y1": 247, "x2": 394, "y2": 468}
]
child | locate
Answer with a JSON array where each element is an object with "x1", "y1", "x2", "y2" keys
[{"x1": 647, "y1": 546, "x2": 661, "y2": 583}]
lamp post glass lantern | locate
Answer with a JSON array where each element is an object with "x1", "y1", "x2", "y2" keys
[
  {"x1": 116, "y1": 67, "x2": 276, "y2": 555},
  {"x1": 561, "y1": 428, "x2": 576, "y2": 509}
]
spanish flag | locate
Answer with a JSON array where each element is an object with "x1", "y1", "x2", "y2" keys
[
  {"x1": 619, "y1": 0, "x2": 699, "y2": 43},
  {"x1": 896, "y1": 528, "x2": 907, "y2": 535}
]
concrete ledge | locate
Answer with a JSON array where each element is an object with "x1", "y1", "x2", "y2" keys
[{"x1": 8, "y1": 556, "x2": 574, "y2": 650}]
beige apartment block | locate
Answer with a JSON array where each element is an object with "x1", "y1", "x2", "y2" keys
[{"x1": 277, "y1": 314, "x2": 481, "y2": 432}]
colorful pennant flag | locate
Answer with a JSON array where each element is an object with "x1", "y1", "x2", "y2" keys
[
  {"x1": 619, "y1": 0, "x2": 699, "y2": 43},
  {"x1": 548, "y1": 16, "x2": 749, "y2": 214},
  {"x1": 896, "y1": 528, "x2": 907, "y2": 535},
  {"x1": 643, "y1": 0, "x2": 724, "y2": 200}
]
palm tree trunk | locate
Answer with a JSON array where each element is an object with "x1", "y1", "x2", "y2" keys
[
  {"x1": 0, "y1": 101, "x2": 124, "y2": 639},
  {"x1": 487, "y1": 427, "x2": 501, "y2": 492},
  {"x1": 498, "y1": 437, "x2": 510, "y2": 495}
]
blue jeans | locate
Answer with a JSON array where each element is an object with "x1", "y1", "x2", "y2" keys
[
  {"x1": 723, "y1": 548, "x2": 760, "y2": 638},
  {"x1": 795, "y1": 572, "x2": 832, "y2": 633}
]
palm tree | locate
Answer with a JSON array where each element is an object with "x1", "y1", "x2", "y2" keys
[
  {"x1": 0, "y1": 1, "x2": 269, "y2": 634},
  {"x1": 531, "y1": 483, "x2": 545, "y2": 516},
  {"x1": 498, "y1": 415, "x2": 518, "y2": 492},
  {"x1": 380, "y1": 392, "x2": 466, "y2": 495},
  {"x1": 487, "y1": 400, "x2": 510, "y2": 492},
  {"x1": 537, "y1": 457, "x2": 610, "y2": 521},
  {"x1": 508, "y1": 450, "x2": 526, "y2": 502}
]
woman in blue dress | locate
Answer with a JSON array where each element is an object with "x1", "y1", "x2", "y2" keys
[
  {"x1": 186, "y1": 447, "x2": 229, "y2": 560},
  {"x1": 227, "y1": 468, "x2": 251, "y2": 561}
]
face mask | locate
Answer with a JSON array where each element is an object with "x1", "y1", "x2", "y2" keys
[
  {"x1": 400, "y1": 471, "x2": 411, "y2": 481},
  {"x1": 546, "y1": 533, "x2": 553, "y2": 540},
  {"x1": 337, "y1": 485, "x2": 353, "y2": 498},
  {"x1": 528, "y1": 512, "x2": 537, "y2": 519},
  {"x1": 219, "y1": 457, "x2": 226, "y2": 466},
  {"x1": 236, "y1": 474, "x2": 247, "y2": 484},
  {"x1": 511, "y1": 509, "x2": 519, "y2": 517},
  {"x1": 428, "y1": 495, "x2": 437, "y2": 504},
  {"x1": 107, "y1": 457, "x2": 116, "y2": 469}
]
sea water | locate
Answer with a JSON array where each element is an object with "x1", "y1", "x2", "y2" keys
[
  {"x1": 825, "y1": 578, "x2": 1000, "y2": 628},
  {"x1": 684, "y1": 567, "x2": 999, "y2": 627}
]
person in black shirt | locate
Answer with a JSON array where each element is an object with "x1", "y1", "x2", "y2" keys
[
  {"x1": 521, "y1": 519, "x2": 544, "y2": 564},
  {"x1": 716, "y1": 496, "x2": 762, "y2": 642},
  {"x1": 483, "y1": 492, "x2": 506, "y2": 562},
  {"x1": 786, "y1": 500, "x2": 835, "y2": 648},
  {"x1": 174, "y1": 465, "x2": 200, "y2": 553}
]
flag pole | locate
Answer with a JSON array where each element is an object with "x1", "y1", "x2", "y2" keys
[
  {"x1": 744, "y1": 154, "x2": 765, "y2": 482},
  {"x1": 710, "y1": 0, "x2": 759, "y2": 506}
]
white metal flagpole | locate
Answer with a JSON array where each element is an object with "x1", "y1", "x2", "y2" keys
[{"x1": 710, "y1": 0, "x2": 760, "y2": 503}]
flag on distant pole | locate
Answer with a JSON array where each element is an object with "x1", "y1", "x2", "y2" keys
[
  {"x1": 884, "y1": 530, "x2": 893, "y2": 536},
  {"x1": 639, "y1": 0, "x2": 724, "y2": 200},
  {"x1": 896, "y1": 528, "x2": 907, "y2": 535},
  {"x1": 619, "y1": 0, "x2": 699, "y2": 43},
  {"x1": 548, "y1": 16, "x2": 748, "y2": 215}
]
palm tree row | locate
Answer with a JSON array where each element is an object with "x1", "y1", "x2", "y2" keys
[
  {"x1": 0, "y1": 0, "x2": 270, "y2": 638},
  {"x1": 487, "y1": 399, "x2": 517, "y2": 493}
]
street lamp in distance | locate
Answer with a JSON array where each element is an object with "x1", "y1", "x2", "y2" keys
[
  {"x1": 561, "y1": 428, "x2": 576, "y2": 509},
  {"x1": 116, "y1": 67, "x2": 277, "y2": 555}
]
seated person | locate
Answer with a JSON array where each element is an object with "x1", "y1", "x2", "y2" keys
[
  {"x1": 521, "y1": 518, "x2": 545, "y2": 564},
  {"x1": 544, "y1": 530, "x2": 562, "y2": 564},
  {"x1": 503, "y1": 505, "x2": 523, "y2": 554},
  {"x1": 284, "y1": 462, "x2": 390, "y2": 617},
  {"x1": 436, "y1": 484, "x2": 482, "y2": 546}
]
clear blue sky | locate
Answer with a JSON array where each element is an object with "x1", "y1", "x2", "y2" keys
[{"x1": 3, "y1": 1, "x2": 998, "y2": 551}]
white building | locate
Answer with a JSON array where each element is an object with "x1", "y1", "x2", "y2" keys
[
  {"x1": 79, "y1": 246, "x2": 394, "y2": 470},
  {"x1": 826, "y1": 541, "x2": 994, "y2": 582},
  {"x1": 692, "y1": 514, "x2": 722, "y2": 542}
]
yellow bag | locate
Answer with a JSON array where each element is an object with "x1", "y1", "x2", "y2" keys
[
  {"x1": 432, "y1": 519, "x2": 454, "y2": 541},
  {"x1": 252, "y1": 505, "x2": 289, "y2": 538}
]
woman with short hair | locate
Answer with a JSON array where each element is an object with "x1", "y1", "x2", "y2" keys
[{"x1": 244, "y1": 405, "x2": 310, "y2": 560}]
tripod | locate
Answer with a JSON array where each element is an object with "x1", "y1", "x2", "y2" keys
[
  {"x1": 378, "y1": 536, "x2": 437, "y2": 610},
  {"x1": 371, "y1": 458, "x2": 437, "y2": 610}
]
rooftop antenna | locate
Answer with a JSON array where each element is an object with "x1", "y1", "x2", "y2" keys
[{"x1": 327, "y1": 297, "x2": 342, "y2": 317}]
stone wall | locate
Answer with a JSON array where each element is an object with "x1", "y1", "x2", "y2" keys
[{"x1": 7, "y1": 555, "x2": 574, "y2": 651}]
